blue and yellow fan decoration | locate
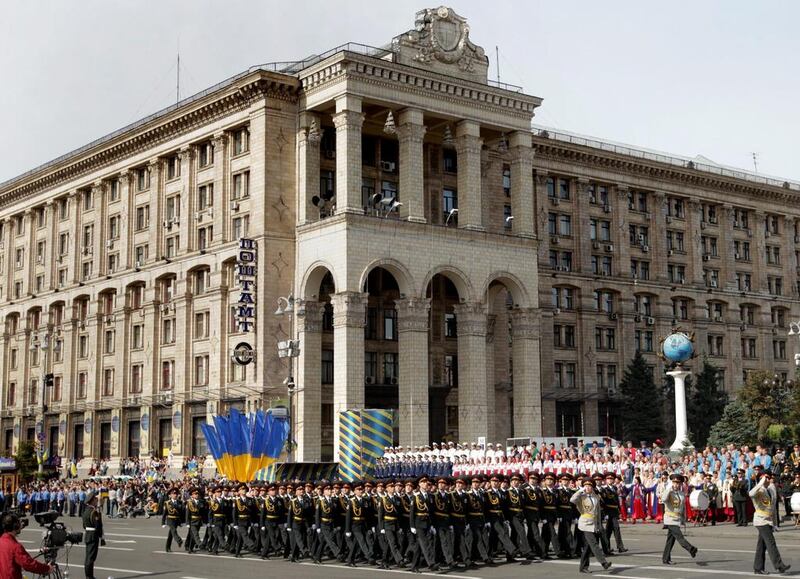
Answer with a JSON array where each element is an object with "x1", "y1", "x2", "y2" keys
[
  {"x1": 200, "y1": 408, "x2": 289, "y2": 482},
  {"x1": 338, "y1": 409, "x2": 394, "y2": 482}
]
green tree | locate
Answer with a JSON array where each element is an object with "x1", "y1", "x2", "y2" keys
[
  {"x1": 14, "y1": 441, "x2": 37, "y2": 481},
  {"x1": 686, "y1": 358, "x2": 728, "y2": 447},
  {"x1": 620, "y1": 352, "x2": 664, "y2": 444},
  {"x1": 707, "y1": 399, "x2": 758, "y2": 448},
  {"x1": 736, "y1": 370, "x2": 793, "y2": 441}
]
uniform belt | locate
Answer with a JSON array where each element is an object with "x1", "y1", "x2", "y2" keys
[
  {"x1": 167, "y1": 515, "x2": 178, "y2": 519},
  {"x1": 451, "y1": 513, "x2": 465, "y2": 518},
  {"x1": 434, "y1": 512, "x2": 449, "y2": 517},
  {"x1": 489, "y1": 509, "x2": 502, "y2": 514},
  {"x1": 468, "y1": 512, "x2": 484, "y2": 516},
  {"x1": 509, "y1": 507, "x2": 522, "y2": 512},
  {"x1": 524, "y1": 506, "x2": 539, "y2": 511},
  {"x1": 266, "y1": 515, "x2": 280, "y2": 520},
  {"x1": 84, "y1": 527, "x2": 97, "y2": 531},
  {"x1": 544, "y1": 506, "x2": 556, "y2": 510},
  {"x1": 213, "y1": 514, "x2": 225, "y2": 518},
  {"x1": 415, "y1": 513, "x2": 429, "y2": 517},
  {"x1": 384, "y1": 516, "x2": 397, "y2": 521},
  {"x1": 352, "y1": 517, "x2": 364, "y2": 522},
  {"x1": 293, "y1": 516, "x2": 304, "y2": 521}
]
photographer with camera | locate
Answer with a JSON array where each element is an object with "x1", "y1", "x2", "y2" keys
[
  {"x1": 0, "y1": 513, "x2": 53, "y2": 578},
  {"x1": 82, "y1": 491, "x2": 105, "y2": 579}
]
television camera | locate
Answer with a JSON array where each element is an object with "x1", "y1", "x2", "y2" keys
[{"x1": 33, "y1": 510, "x2": 82, "y2": 562}]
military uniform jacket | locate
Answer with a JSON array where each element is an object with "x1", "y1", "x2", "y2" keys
[
  {"x1": 702, "y1": 482, "x2": 718, "y2": 503},
  {"x1": 601, "y1": 485, "x2": 621, "y2": 516},
  {"x1": 541, "y1": 486, "x2": 559, "y2": 521},
  {"x1": 82, "y1": 505, "x2": 104, "y2": 543},
  {"x1": 209, "y1": 498, "x2": 226, "y2": 526},
  {"x1": 162, "y1": 499, "x2": 184, "y2": 526},
  {"x1": 315, "y1": 495, "x2": 338, "y2": 527},
  {"x1": 287, "y1": 495, "x2": 313, "y2": 529},
  {"x1": 263, "y1": 495, "x2": 285, "y2": 525},
  {"x1": 449, "y1": 490, "x2": 468, "y2": 525},
  {"x1": 731, "y1": 477, "x2": 750, "y2": 501},
  {"x1": 522, "y1": 484, "x2": 541, "y2": 520},
  {"x1": 377, "y1": 493, "x2": 401, "y2": 530},
  {"x1": 659, "y1": 488, "x2": 685, "y2": 526},
  {"x1": 186, "y1": 498, "x2": 205, "y2": 525},
  {"x1": 432, "y1": 491, "x2": 451, "y2": 527},
  {"x1": 506, "y1": 487, "x2": 525, "y2": 520},
  {"x1": 557, "y1": 487, "x2": 574, "y2": 518},
  {"x1": 399, "y1": 493, "x2": 412, "y2": 525},
  {"x1": 570, "y1": 489, "x2": 601, "y2": 533},
  {"x1": 749, "y1": 479, "x2": 777, "y2": 527},
  {"x1": 484, "y1": 488, "x2": 507, "y2": 523},
  {"x1": 346, "y1": 495, "x2": 370, "y2": 532},
  {"x1": 466, "y1": 489, "x2": 486, "y2": 523},
  {"x1": 234, "y1": 496, "x2": 254, "y2": 525},
  {"x1": 410, "y1": 491, "x2": 433, "y2": 529}
]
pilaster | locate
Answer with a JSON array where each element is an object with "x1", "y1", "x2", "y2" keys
[
  {"x1": 614, "y1": 186, "x2": 629, "y2": 278},
  {"x1": 454, "y1": 301, "x2": 488, "y2": 440},
  {"x1": 178, "y1": 146, "x2": 195, "y2": 254},
  {"x1": 397, "y1": 108, "x2": 427, "y2": 223},
  {"x1": 574, "y1": 178, "x2": 593, "y2": 274},
  {"x1": 652, "y1": 192, "x2": 668, "y2": 282},
  {"x1": 331, "y1": 291, "x2": 367, "y2": 450},
  {"x1": 332, "y1": 96, "x2": 365, "y2": 215},
  {"x1": 455, "y1": 121, "x2": 484, "y2": 231},
  {"x1": 118, "y1": 171, "x2": 132, "y2": 269},
  {"x1": 295, "y1": 299, "x2": 324, "y2": 462},
  {"x1": 509, "y1": 131, "x2": 534, "y2": 237},
  {"x1": 511, "y1": 307, "x2": 542, "y2": 436},
  {"x1": 91, "y1": 182, "x2": 105, "y2": 276},
  {"x1": 297, "y1": 113, "x2": 321, "y2": 225},
  {"x1": 212, "y1": 134, "x2": 227, "y2": 244},
  {"x1": 396, "y1": 297, "x2": 430, "y2": 446},
  {"x1": 688, "y1": 200, "x2": 705, "y2": 286}
]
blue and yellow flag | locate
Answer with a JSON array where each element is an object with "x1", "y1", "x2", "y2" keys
[
  {"x1": 201, "y1": 409, "x2": 289, "y2": 482},
  {"x1": 338, "y1": 409, "x2": 394, "y2": 482}
]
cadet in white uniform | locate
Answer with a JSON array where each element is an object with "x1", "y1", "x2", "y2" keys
[
  {"x1": 570, "y1": 478, "x2": 611, "y2": 574},
  {"x1": 749, "y1": 472, "x2": 791, "y2": 575},
  {"x1": 659, "y1": 474, "x2": 698, "y2": 565}
]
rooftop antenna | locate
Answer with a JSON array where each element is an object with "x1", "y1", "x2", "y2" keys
[
  {"x1": 495, "y1": 45, "x2": 500, "y2": 84},
  {"x1": 751, "y1": 152, "x2": 759, "y2": 173},
  {"x1": 176, "y1": 37, "x2": 181, "y2": 104}
]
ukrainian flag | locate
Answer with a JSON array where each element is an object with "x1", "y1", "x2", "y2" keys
[{"x1": 201, "y1": 409, "x2": 288, "y2": 482}]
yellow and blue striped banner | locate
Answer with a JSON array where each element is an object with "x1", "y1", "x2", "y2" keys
[
  {"x1": 254, "y1": 462, "x2": 337, "y2": 482},
  {"x1": 338, "y1": 409, "x2": 394, "y2": 481}
]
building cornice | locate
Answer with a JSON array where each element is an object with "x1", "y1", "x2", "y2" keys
[
  {"x1": 0, "y1": 70, "x2": 300, "y2": 207},
  {"x1": 533, "y1": 134, "x2": 800, "y2": 207}
]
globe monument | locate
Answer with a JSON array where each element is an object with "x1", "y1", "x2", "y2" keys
[{"x1": 661, "y1": 331, "x2": 696, "y2": 456}]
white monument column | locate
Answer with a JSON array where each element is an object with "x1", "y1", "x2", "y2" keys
[{"x1": 667, "y1": 366, "x2": 693, "y2": 453}]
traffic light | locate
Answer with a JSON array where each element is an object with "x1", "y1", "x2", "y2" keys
[{"x1": 44, "y1": 373, "x2": 54, "y2": 388}]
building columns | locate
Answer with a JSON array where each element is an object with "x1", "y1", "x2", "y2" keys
[
  {"x1": 295, "y1": 300, "x2": 324, "y2": 462},
  {"x1": 454, "y1": 302, "x2": 488, "y2": 440},
  {"x1": 331, "y1": 291, "x2": 367, "y2": 450},
  {"x1": 332, "y1": 96, "x2": 365, "y2": 215},
  {"x1": 455, "y1": 120, "x2": 484, "y2": 231},
  {"x1": 397, "y1": 109, "x2": 427, "y2": 223},
  {"x1": 511, "y1": 307, "x2": 542, "y2": 436},
  {"x1": 297, "y1": 113, "x2": 321, "y2": 225},
  {"x1": 509, "y1": 131, "x2": 534, "y2": 237},
  {"x1": 396, "y1": 297, "x2": 430, "y2": 446}
]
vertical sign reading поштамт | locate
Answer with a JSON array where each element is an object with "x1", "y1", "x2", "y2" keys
[{"x1": 232, "y1": 238, "x2": 257, "y2": 366}]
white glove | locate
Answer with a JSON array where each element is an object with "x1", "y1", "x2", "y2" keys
[
  {"x1": 410, "y1": 527, "x2": 417, "y2": 535},
  {"x1": 484, "y1": 522, "x2": 490, "y2": 529},
  {"x1": 233, "y1": 525, "x2": 238, "y2": 529},
  {"x1": 371, "y1": 527, "x2": 376, "y2": 534},
  {"x1": 449, "y1": 525, "x2": 454, "y2": 531},
  {"x1": 345, "y1": 532, "x2": 352, "y2": 538},
  {"x1": 316, "y1": 528, "x2": 321, "y2": 534},
  {"x1": 312, "y1": 524, "x2": 317, "y2": 530},
  {"x1": 162, "y1": 525, "x2": 166, "y2": 528},
  {"x1": 380, "y1": 529, "x2": 386, "y2": 535},
  {"x1": 261, "y1": 526, "x2": 265, "y2": 531},
  {"x1": 431, "y1": 527, "x2": 437, "y2": 535}
]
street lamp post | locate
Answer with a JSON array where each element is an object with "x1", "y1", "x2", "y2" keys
[
  {"x1": 31, "y1": 333, "x2": 56, "y2": 475},
  {"x1": 276, "y1": 295, "x2": 300, "y2": 462}
]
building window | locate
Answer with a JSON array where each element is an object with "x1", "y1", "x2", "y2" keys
[
  {"x1": 707, "y1": 335, "x2": 724, "y2": 356},
  {"x1": 668, "y1": 264, "x2": 686, "y2": 284},
  {"x1": 595, "y1": 327, "x2": 616, "y2": 350},
  {"x1": 321, "y1": 349, "x2": 334, "y2": 384},
  {"x1": 194, "y1": 355, "x2": 209, "y2": 386},
  {"x1": 503, "y1": 204, "x2": 512, "y2": 229},
  {"x1": 634, "y1": 294, "x2": 652, "y2": 316},
  {"x1": 197, "y1": 184, "x2": 214, "y2": 211},
  {"x1": 198, "y1": 141, "x2": 214, "y2": 167},
  {"x1": 161, "y1": 360, "x2": 174, "y2": 390},
  {"x1": 104, "y1": 330, "x2": 115, "y2": 354},
  {"x1": 232, "y1": 171, "x2": 250, "y2": 199},
  {"x1": 198, "y1": 226, "x2": 213, "y2": 250},
  {"x1": 102, "y1": 369, "x2": 114, "y2": 397},
  {"x1": 383, "y1": 353, "x2": 398, "y2": 383},
  {"x1": 365, "y1": 307, "x2": 378, "y2": 340},
  {"x1": 58, "y1": 198, "x2": 69, "y2": 220},
  {"x1": 233, "y1": 127, "x2": 249, "y2": 155},
  {"x1": 232, "y1": 215, "x2": 249, "y2": 240},
  {"x1": 166, "y1": 155, "x2": 181, "y2": 180},
  {"x1": 773, "y1": 340, "x2": 787, "y2": 360},
  {"x1": 135, "y1": 167, "x2": 150, "y2": 192},
  {"x1": 741, "y1": 337, "x2": 757, "y2": 359},
  {"x1": 591, "y1": 255, "x2": 612, "y2": 276},
  {"x1": 162, "y1": 317, "x2": 175, "y2": 344},
  {"x1": 130, "y1": 364, "x2": 143, "y2": 394},
  {"x1": 768, "y1": 276, "x2": 783, "y2": 296},
  {"x1": 444, "y1": 313, "x2": 457, "y2": 338},
  {"x1": 194, "y1": 311, "x2": 210, "y2": 339},
  {"x1": 559, "y1": 214, "x2": 572, "y2": 236},
  {"x1": 132, "y1": 324, "x2": 144, "y2": 349},
  {"x1": 320, "y1": 170, "x2": 335, "y2": 201},
  {"x1": 165, "y1": 195, "x2": 181, "y2": 220},
  {"x1": 553, "y1": 324, "x2": 576, "y2": 348},
  {"x1": 672, "y1": 298, "x2": 689, "y2": 320},
  {"x1": 554, "y1": 362, "x2": 577, "y2": 389},
  {"x1": 83, "y1": 189, "x2": 93, "y2": 211},
  {"x1": 593, "y1": 290, "x2": 614, "y2": 313},
  {"x1": 77, "y1": 372, "x2": 87, "y2": 399},
  {"x1": 444, "y1": 354, "x2": 457, "y2": 387},
  {"x1": 734, "y1": 208, "x2": 749, "y2": 229},
  {"x1": 78, "y1": 334, "x2": 89, "y2": 358},
  {"x1": 383, "y1": 308, "x2": 397, "y2": 341},
  {"x1": 502, "y1": 165, "x2": 511, "y2": 197},
  {"x1": 229, "y1": 359, "x2": 246, "y2": 383},
  {"x1": 135, "y1": 205, "x2": 150, "y2": 231},
  {"x1": 129, "y1": 285, "x2": 144, "y2": 309},
  {"x1": 551, "y1": 287, "x2": 575, "y2": 310},
  {"x1": 442, "y1": 148, "x2": 457, "y2": 173},
  {"x1": 365, "y1": 352, "x2": 377, "y2": 381},
  {"x1": 194, "y1": 269, "x2": 210, "y2": 295},
  {"x1": 166, "y1": 235, "x2": 179, "y2": 258},
  {"x1": 442, "y1": 188, "x2": 457, "y2": 223},
  {"x1": 635, "y1": 330, "x2": 654, "y2": 352}
]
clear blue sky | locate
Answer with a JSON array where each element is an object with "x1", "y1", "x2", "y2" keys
[{"x1": 1, "y1": 0, "x2": 797, "y2": 183}]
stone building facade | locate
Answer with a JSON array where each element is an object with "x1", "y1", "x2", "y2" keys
[{"x1": 0, "y1": 7, "x2": 797, "y2": 467}]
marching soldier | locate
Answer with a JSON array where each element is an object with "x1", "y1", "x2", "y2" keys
[
  {"x1": 540, "y1": 472, "x2": 561, "y2": 557},
  {"x1": 485, "y1": 475, "x2": 517, "y2": 562},
  {"x1": 346, "y1": 482, "x2": 375, "y2": 567},
  {"x1": 571, "y1": 478, "x2": 611, "y2": 574},
  {"x1": 262, "y1": 484, "x2": 284, "y2": 558},
  {"x1": 602, "y1": 472, "x2": 626, "y2": 553},
  {"x1": 432, "y1": 477, "x2": 455, "y2": 569},
  {"x1": 522, "y1": 473, "x2": 546, "y2": 558},
  {"x1": 400, "y1": 479, "x2": 416, "y2": 562},
  {"x1": 466, "y1": 476, "x2": 490, "y2": 565},
  {"x1": 749, "y1": 472, "x2": 791, "y2": 575},
  {"x1": 314, "y1": 483, "x2": 341, "y2": 563},
  {"x1": 377, "y1": 480, "x2": 404, "y2": 568},
  {"x1": 208, "y1": 486, "x2": 227, "y2": 555},
  {"x1": 161, "y1": 487, "x2": 184, "y2": 552},
  {"x1": 184, "y1": 487, "x2": 205, "y2": 553},
  {"x1": 507, "y1": 474, "x2": 534, "y2": 559},
  {"x1": 557, "y1": 473, "x2": 576, "y2": 557},
  {"x1": 410, "y1": 476, "x2": 437, "y2": 572},
  {"x1": 660, "y1": 474, "x2": 698, "y2": 565},
  {"x1": 233, "y1": 484, "x2": 256, "y2": 557},
  {"x1": 731, "y1": 469, "x2": 751, "y2": 526},
  {"x1": 449, "y1": 478, "x2": 470, "y2": 568},
  {"x1": 287, "y1": 484, "x2": 311, "y2": 561}
]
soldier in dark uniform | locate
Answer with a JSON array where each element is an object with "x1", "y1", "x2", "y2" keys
[
  {"x1": 233, "y1": 484, "x2": 256, "y2": 557},
  {"x1": 377, "y1": 479, "x2": 404, "y2": 568},
  {"x1": 399, "y1": 479, "x2": 415, "y2": 562},
  {"x1": 346, "y1": 482, "x2": 375, "y2": 567},
  {"x1": 287, "y1": 484, "x2": 310, "y2": 561},
  {"x1": 449, "y1": 478, "x2": 470, "y2": 568},
  {"x1": 313, "y1": 483, "x2": 341, "y2": 563},
  {"x1": 410, "y1": 476, "x2": 437, "y2": 572},
  {"x1": 334, "y1": 483, "x2": 350, "y2": 558},
  {"x1": 161, "y1": 487, "x2": 184, "y2": 552},
  {"x1": 540, "y1": 472, "x2": 561, "y2": 557},
  {"x1": 557, "y1": 473, "x2": 575, "y2": 557},
  {"x1": 465, "y1": 476, "x2": 490, "y2": 565},
  {"x1": 432, "y1": 477, "x2": 455, "y2": 569},
  {"x1": 507, "y1": 474, "x2": 534, "y2": 559},
  {"x1": 262, "y1": 484, "x2": 284, "y2": 559},
  {"x1": 522, "y1": 472, "x2": 546, "y2": 558},
  {"x1": 602, "y1": 472, "x2": 626, "y2": 553},
  {"x1": 82, "y1": 491, "x2": 105, "y2": 579},
  {"x1": 485, "y1": 474, "x2": 517, "y2": 562},
  {"x1": 184, "y1": 487, "x2": 204, "y2": 553},
  {"x1": 731, "y1": 469, "x2": 751, "y2": 526},
  {"x1": 207, "y1": 486, "x2": 226, "y2": 555},
  {"x1": 280, "y1": 483, "x2": 293, "y2": 557},
  {"x1": 701, "y1": 473, "x2": 718, "y2": 526}
]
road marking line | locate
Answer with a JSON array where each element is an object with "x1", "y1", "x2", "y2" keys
[
  {"x1": 106, "y1": 532, "x2": 166, "y2": 539},
  {"x1": 595, "y1": 575, "x2": 657, "y2": 579},
  {"x1": 108, "y1": 539, "x2": 137, "y2": 544},
  {"x1": 541, "y1": 558, "x2": 757, "y2": 576},
  {"x1": 299, "y1": 561, "x2": 480, "y2": 578},
  {"x1": 65, "y1": 562, "x2": 152, "y2": 574}
]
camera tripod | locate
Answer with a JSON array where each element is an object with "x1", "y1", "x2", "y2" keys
[{"x1": 32, "y1": 545, "x2": 68, "y2": 579}]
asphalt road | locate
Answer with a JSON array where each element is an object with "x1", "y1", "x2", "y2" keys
[{"x1": 18, "y1": 515, "x2": 800, "y2": 579}]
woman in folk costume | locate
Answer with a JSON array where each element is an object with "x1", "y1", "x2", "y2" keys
[
  {"x1": 642, "y1": 471, "x2": 659, "y2": 520},
  {"x1": 617, "y1": 478, "x2": 629, "y2": 522},
  {"x1": 630, "y1": 476, "x2": 647, "y2": 523},
  {"x1": 654, "y1": 472, "x2": 670, "y2": 523},
  {"x1": 721, "y1": 468, "x2": 735, "y2": 522}
]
